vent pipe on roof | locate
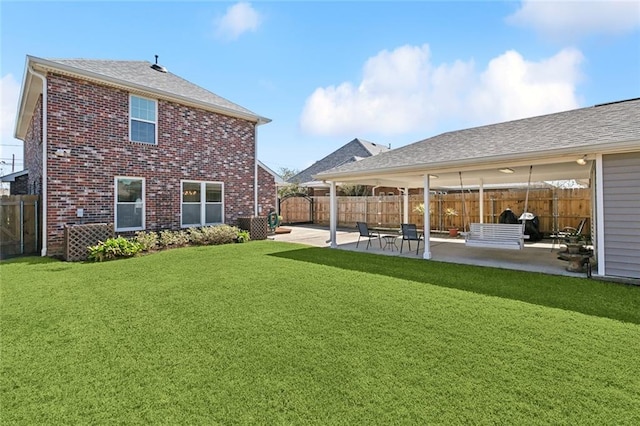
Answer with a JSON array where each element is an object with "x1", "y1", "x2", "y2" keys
[{"x1": 150, "y1": 54, "x2": 168, "y2": 73}]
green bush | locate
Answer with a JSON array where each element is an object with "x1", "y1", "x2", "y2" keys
[
  {"x1": 87, "y1": 237, "x2": 142, "y2": 262},
  {"x1": 134, "y1": 231, "x2": 158, "y2": 251},
  {"x1": 236, "y1": 230, "x2": 250, "y2": 243},
  {"x1": 187, "y1": 227, "x2": 207, "y2": 245},
  {"x1": 199, "y1": 225, "x2": 239, "y2": 245},
  {"x1": 159, "y1": 230, "x2": 189, "y2": 248}
]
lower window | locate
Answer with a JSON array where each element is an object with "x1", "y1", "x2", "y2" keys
[
  {"x1": 181, "y1": 181, "x2": 223, "y2": 227},
  {"x1": 115, "y1": 177, "x2": 145, "y2": 231}
]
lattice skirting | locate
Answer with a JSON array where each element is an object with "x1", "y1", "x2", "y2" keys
[
  {"x1": 237, "y1": 216, "x2": 268, "y2": 241},
  {"x1": 64, "y1": 223, "x2": 114, "y2": 261}
]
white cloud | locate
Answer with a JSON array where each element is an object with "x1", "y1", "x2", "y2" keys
[
  {"x1": 507, "y1": 0, "x2": 640, "y2": 41},
  {"x1": 468, "y1": 49, "x2": 583, "y2": 124},
  {"x1": 214, "y1": 2, "x2": 261, "y2": 41},
  {"x1": 300, "y1": 45, "x2": 584, "y2": 137}
]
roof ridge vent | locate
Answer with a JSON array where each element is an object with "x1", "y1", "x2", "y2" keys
[{"x1": 150, "y1": 54, "x2": 168, "y2": 73}]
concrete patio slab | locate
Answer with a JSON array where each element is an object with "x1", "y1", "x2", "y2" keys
[{"x1": 269, "y1": 224, "x2": 593, "y2": 278}]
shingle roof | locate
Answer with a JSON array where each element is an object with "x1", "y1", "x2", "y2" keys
[
  {"x1": 38, "y1": 57, "x2": 268, "y2": 123},
  {"x1": 316, "y1": 98, "x2": 640, "y2": 178},
  {"x1": 289, "y1": 138, "x2": 390, "y2": 184}
]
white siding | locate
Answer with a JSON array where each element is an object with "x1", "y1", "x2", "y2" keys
[{"x1": 602, "y1": 152, "x2": 640, "y2": 279}]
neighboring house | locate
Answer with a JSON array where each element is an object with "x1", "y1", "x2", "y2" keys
[
  {"x1": 317, "y1": 98, "x2": 640, "y2": 281},
  {"x1": 257, "y1": 160, "x2": 284, "y2": 213},
  {"x1": 288, "y1": 138, "x2": 390, "y2": 196},
  {"x1": 13, "y1": 55, "x2": 273, "y2": 257},
  {"x1": 0, "y1": 169, "x2": 29, "y2": 195}
]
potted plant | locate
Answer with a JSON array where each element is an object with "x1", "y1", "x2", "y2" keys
[{"x1": 445, "y1": 207, "x2": 459, "y2": 237}]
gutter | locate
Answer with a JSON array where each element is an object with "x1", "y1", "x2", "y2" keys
[{"x1": 28, "y1": 66, "x2": 48, "y2": 256}]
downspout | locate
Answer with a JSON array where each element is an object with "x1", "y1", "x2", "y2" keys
[
  {"x1": 29, "y1": 66, "x2": 48, "y2": 256},
  {"x1": 254, "y1": 122, "x2": 259, "y2": 216}
]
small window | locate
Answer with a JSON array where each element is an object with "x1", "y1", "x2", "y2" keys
[
  {"x1": 181, "y1": 181, "x2": 224, "y2": 227},
  {"x1": 115, "y1": 177, "x2": 145, "y2": 231},
  {"x1": 130, "y1": 95, "x2": 157, "y2": 144}
]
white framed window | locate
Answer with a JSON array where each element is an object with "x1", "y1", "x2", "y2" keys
[
  {"x1": 115, "y1": 177, "x2": 145, "y2": 231},
  {"x1": 129, "y1": 95, "x2": 157, "y2": 144},
  {"x1": 181, "y1": 181, "x2": 224, "y2": 227}
]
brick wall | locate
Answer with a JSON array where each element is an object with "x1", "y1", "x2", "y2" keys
[
  {"x1": 42, "y1": 72, "x2": 263, "y2": 256},
  {"x1": 24, "y1": 96, "x2": 43, "y2": 194},
  {"x1": 257, "y1": 164, "x2": 277, "y2": 214}
]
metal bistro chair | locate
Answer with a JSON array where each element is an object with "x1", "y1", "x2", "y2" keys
[
  {"x1": 400, "y1": 223, "x2": 423, "y2": 255},
  {"x1": 356, "y1": 222, "x2": 381, "y2": 249},
  {"x1": 550, "y1": 217, "x2": 588, "y2": 251}
]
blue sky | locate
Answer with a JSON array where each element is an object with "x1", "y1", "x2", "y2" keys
[{"x1": 1, "y1": 1, "x2": 639, "y2": 176}]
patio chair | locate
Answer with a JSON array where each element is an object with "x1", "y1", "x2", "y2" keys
[
  {"x1": 550, "y1": 217, "x2": 588, "y2": 251},
  {"x1": 400, "y1": 223, "x2": 423, "y2": 255},
  {"x1": 356, "y1": 222, "x2": 381, "y2": 249}
]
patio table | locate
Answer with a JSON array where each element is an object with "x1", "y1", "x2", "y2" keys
[{"x1": 381, "y1": 235, "x2": 398, "y2": 251}]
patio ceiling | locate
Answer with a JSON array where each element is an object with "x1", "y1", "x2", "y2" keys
[{"x1": 327, "y1": 155, "x2": 593, "y2": 189}]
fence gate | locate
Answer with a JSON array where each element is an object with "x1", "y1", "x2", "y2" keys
[
  {"x1": 279, "y1": 194, "x2": 314, "y2": 224},
  {"x1": 0, "y1": 195, "x2": 40, "y2": 259}
]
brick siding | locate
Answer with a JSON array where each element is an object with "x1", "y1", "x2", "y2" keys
[
  {"x1": 257, "y1": 164, "x2": 277, "y2": 214},
  {"x1": 24, "y1": 96, "x2": 43, "y2": 194},
  {"x1": 39, "y1": 72, "x2": 272, "y2": 256}
]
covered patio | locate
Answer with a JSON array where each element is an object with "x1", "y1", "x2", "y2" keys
[
  {"x1": 313, "y1": 99, "x2": 640, "y2": 281},
  {"x1": 270, "y1": 224, "x2": 589, "y2": 278}
]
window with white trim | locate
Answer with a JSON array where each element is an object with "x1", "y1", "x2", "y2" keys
[
  {"x1": 181, "y1": 181, "x2": 224, "y2": 227},
  {"x1": 129, "y1": 95, "x2": 157, "y2": 144},
  {"x1": 115, "y1": 177, "x2": 145, "y2": 231}
]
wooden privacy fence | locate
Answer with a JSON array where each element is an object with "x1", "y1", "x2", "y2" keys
[
  {"x1": 0, "y1": 195, "x2": 40, "y2": 259},
  {"x1": 290, "y1": 188, "x2": 590, "y2": 235},
  {"x1": 279, "y1": 194, "x2": 314, "y2": 224}
]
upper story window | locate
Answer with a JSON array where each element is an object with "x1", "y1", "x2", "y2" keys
[{"x1": 129, "y1": 95, "x2": 157, "y2": 144}]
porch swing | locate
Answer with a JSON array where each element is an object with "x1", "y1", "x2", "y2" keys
[{"x1": 463, "y1": 166, "x2": 532, "y2": 250}]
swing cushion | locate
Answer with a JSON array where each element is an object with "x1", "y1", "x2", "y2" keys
[{"x1": 465, "y1": 223, "x2": 528, "y2": 250}]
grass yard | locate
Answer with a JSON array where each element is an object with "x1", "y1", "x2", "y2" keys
[{"x1": 2, "y1": 241, "x2": 640, "y2": 424}]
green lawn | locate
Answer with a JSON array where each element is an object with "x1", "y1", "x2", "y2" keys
[{"x1": 2, "y1": 241, "x2": 639, "y2": 424}]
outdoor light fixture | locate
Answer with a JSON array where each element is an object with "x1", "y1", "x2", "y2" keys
[
  {"x1": 499, "y1": 168, "x2": 514, "y2": 174},
  {"x1": 576, "y1": 156, "x2": 587, "y2": 166}
]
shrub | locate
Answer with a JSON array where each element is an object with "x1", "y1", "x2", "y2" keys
[
  {"x1": 200, "y1": 225, "x2": 239, "y2": 245},
  {"x1": 236, "y1": 230, "x2": 250, "y2": 243},
  {"x1": 87, "y1": 237, "x2": 142, "y2": 262},
  {"x1": 187, "y1": 227, "x2": 206, "y2": 245},
  {"x1": 135, "y1": 231, "x2": 158, "y2": 251},
  {"x1": 159, "y1": 230, "x2": 189, "y2": 249}
]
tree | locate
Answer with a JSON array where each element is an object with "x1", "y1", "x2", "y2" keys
[
  {"x1": 278, "y1": 167, "x2": 300, "y2": 182},
  {"x1": 277, "y1": 167, "x2": 307, "y2": 198},
  {"x1": 338, "y1": 184, "x2": 370, "y2": 196}
]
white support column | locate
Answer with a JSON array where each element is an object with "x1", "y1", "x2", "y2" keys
[
  {"x1": 423, "y1": 175, "x2": 432, "y2": 260},
  {"x1": 329, "y1": 181, "x2": 337, "y2": 248},
  {"x1": 595, "y1": 154, "x2": 605, "y2": 276},
  {"x1": 403, "y1": 187, "x2": 409, "y2": 224},
  {"x1": 479, "y1": 178, "x2": 484, "y2": 223}
]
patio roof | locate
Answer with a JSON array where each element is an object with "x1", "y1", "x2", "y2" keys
[{"x1": 315, "y1": 98, "x2": 640, "y2": 189}]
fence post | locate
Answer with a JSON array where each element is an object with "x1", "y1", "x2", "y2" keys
[
  {"x1": 35, "y1": 199, "x2": 39, "y2": 252},
  {"x1": 20, "y1": 199, "x2": 24, "y2": 254}
]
